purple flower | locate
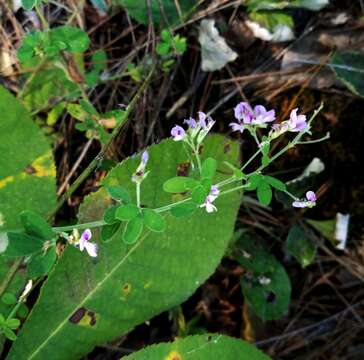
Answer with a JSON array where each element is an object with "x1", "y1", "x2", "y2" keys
[
  {"x1": 77, "y1": 229, "x2": 98, "y2": 257},
  {"x1": 229, "y1": 122, "x2": 245, "y2": 133},
  {"x1": 141, "y1": 150, "x2": 149, "y2": 166},
  {"x1": 253, "y1": 105, "x2": 275, "y2": 124},
  {"x1": 184, "y1": 117, "x2": 197, "y2": 129},
  {"x1": 200, "y1": 185, "x2": 220, "y2": 213},
  {"x1": 306, "y1": 191, "x2": 317, "y2": 202},
  {"x1": 200, "y1": 195, "x2": 218, "y2": 213},
  {"x1": 210, "y1": 185, "x2": 220, "y2": 197},
  {"x1": 198, "y1": 111, "x2": 207, "y2": 128},
  {"x1": 292, "y1": 191, "x2": 317, "y2": 208},
  {"x1": 288, "y1": 108, "x2": 307, "y2": 132},
  {"x1": 171, "y1": 125, "x2": 186, "y2": 141},
  {"x1": 234, "y1": 102, "x2": 253, "y2": 123}
]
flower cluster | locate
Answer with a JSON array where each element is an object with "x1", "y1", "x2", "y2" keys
[
  {"x1": 229, "y1": 102, "x2": 308, "y2": 137},
  {"x1": 169, "y1": 103, "x2": 318, "y2": 214},
  {"x1": 292, "y1": 191, "x2": 317, "y2": 208},
  {"x1": 171, "y1": 111, "x2": 215, "y2": 144},
  {"x1": 200, "y1": 185, "x2": 220, "y2": 213},
  {"x1": 230, "y1": 103, "x2": 275, "y2": 133}
]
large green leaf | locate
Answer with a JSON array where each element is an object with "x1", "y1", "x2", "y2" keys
[
  {"x1": 123, "y1": 334, "x2": 271, "y2": 359},
  {"x1": 0, "y1": 85, "x2": 56, "y2": 348},
  {"x1": 114, "y1": 0, "x2": 195, "y2": 26},
  {"x1": 7, "y1": 135, "x2": 241, "y2": 359},
  {"x1": 0, "y1": 86, "x2": 56, "y2": 233}
]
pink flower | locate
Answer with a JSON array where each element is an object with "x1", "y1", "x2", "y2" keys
[
  {"x1": 288, "y1": 108, "x2": 307, "y2": 132},
  {"x1": 229, "y1": 122, "x2": 245, "y2": 133},
  {"x1": 200, "y1": 195, "x2": 218, "y2": 213},
  {"x1": 230, "y1": 103, "x2": 275, "y2": 133},
  {"x1": 200, "y1": 185, "x2": 220, "y2": 213},
  {"x1": 234, "y1": 102, "x2": 253, "y2": 123},
  {"x1": 253, "y1": 105, "x2": 275, "y2": 124},
  {"x1": 171, "y1": 125, "x2": 186, "y2": 141},
  {"x1": 292, "y1": 191, "x2": 317, "y2": 208},
  {"x1": 77, "y1": 229, "x2": 98, "y2": 257}
]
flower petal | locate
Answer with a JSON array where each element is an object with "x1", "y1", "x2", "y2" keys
[
  {"x1": 84, "y1": 241, "x2": 98, "y2": 257},
  {"x1": 306, "y1": 191, "x2": 316, "y2": 202}
]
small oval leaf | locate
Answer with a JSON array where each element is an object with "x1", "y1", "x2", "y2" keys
[{"x1": 142, "y1": 208, "x2": 166, "y2": 232}]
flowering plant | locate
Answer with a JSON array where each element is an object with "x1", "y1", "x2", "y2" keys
[{"x1": 1, "y1": 91, "x2": 328, "y2": 359}]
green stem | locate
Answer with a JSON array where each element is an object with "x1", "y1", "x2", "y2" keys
[
  {"x1": 35, "y1": 5, "x2": 49, "y2": 30},
  {"x1": 136, "y1": 182, "x2": 141, "y2": 208},
  {"x1": 0, "y1": 259, "x2": 23, "y2": 299},
  {"x1": 297, "y1": 132, "x2": 330, "y2": 145},
  {"x1": 241, "y1": 148, "x2": 261, "y2": 171},
  {"x1": 194, "y1": 149, "x2": 202, "y2": 175},
  {"x1": 283, "y1": 190, "x2": 299, "y2": 201},
  {"x1": 52, "y1": 220, "x2": 106, "y2": 233}
]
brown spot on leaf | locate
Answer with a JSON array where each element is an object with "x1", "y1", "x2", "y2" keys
[
  {"x1": 165, "y1": 351, "x2": 182, "y2": 360},
  {"x1": 88, "y1": 310, "x2": 97, "y2": 326},
  {"x1": 224, "y1": 142, "x2": 231, "y2": 153},
  {"x1": 24, "y1": 165, "x2": 37, "y2": 175},
  {"x1": 69, "y1": 307, "x2": 98, "y2": 326},
  {"x1": 176, "y1": 162, "x2": 190, "y2": 177},
  {"x1": 69, "y1": 307, "x2": 86, "y2": 324},
  {"x1": 122, "y1": 283, "x2": 131, "y2": 296}
]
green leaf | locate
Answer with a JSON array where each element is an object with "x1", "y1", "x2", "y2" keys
[
  {"x1": 236, "y1": 234, "x2": 291, "y2": 320},
  {"x1": 124, "y1": 334, "x2": 271, "y2": 359},
  {"x1": 114, "y1": 0, "x2": 196, "y2": 26},
  {"x1": 21, "y1": 0, "x2": 40, "y2": 10},
  {"x1": 90, "y1": 0, "x2": 108, "y2": 13},
  {"x1": 201, "y1": 157, "x2": 217, "y2": 179},
  {"x1": 3, "y1": 327, "x2": 17, "y2": 341},
  {"x1": 247, "y1": 173, "x2": 263, "y2": 190},
  {"x1": 4, "y1": 233, "x2": 44, "y2": 257},
  {"x1": 257, "y1": 182, "x2": 272, "y2": 206},
  {"x1": 100, "y1": 223, "x2": 120, "y2": 242},
  {"x1": 249, "y1": 10, "x2": 294, "y2": 32},
  {"x1": 67, "y1": 104, "x2": 89, "y2": 121},
  {"x1": 17, "y1": 304, "x2": 29, "y2": 319},
  {"x1": 331, "y1": 52, "x2": 364, "y2": 97},
  {"x1": 1, "y1": 293, "x2": 17, "y2": 306},
  {"x1": 247, "y1": 0, "x2": 329, "y2": 11},
  {"x1": 28, "y1": 248, "x2": 57, "y2": 278},
  {"x1": 103, "y1": 206, "x2": 119, "y2": 224},
  {"x1": 264, "y1": 176, "x2": 286, "y2": 191},
  {"x1": 105, "y1": 185, "x2": 131, "y2": 203},
  {"x1": 21, "y1": 68, "x2": 79, "y2": 112},
  {"x1": 50, "y1": 26, "x2": 90, "y2": 53},
  {"x1": 7, "y1": 135, "x2": 241, "y2": 359},
  {"x1": 115, "y1": 204, "x2": 140, "y2": 221},
  {"x1": 191, "y1": 185, "x2": 209, "y2": 205},
  {"x1": 156, "y1": 42, "x2": 170, "y2": 56},
  {"x1": 306, "y1": 218, "x2": 336, "y2": 244},
  {"x1": 286, "y1": 224, "x2": 316, "y2": 268},
  {"x1": 20, "y1": 210, "x2": 54, "y2": 241},
  {"x1": 0, "y1": 86, "x2": 56, "y2": 350},
  {"x1": 142, "y1": 208, "x2": 166, "y2": 232},
  {"x1": 170, "y1": 202, "x2": 196, "y2": 218},
  {"x1": 6, "y1": 318, "x2": 21, "y2": 330},
  {"x1": 163, "y1": 176, "x2": 198, "y2": 193},
  {"x1": 123, "y1": 216, "x2": 144, "y2": 244}
]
